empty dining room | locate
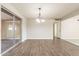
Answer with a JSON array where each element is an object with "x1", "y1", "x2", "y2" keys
[{"x1": 0, "y1": 3, "x2": 79, "y2": 56}]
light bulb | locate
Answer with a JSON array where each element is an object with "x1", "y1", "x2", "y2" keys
[
  {"x1": 8, "y1": 27, "x2": 13, "y2": 30},
  {"x1": 8, "y1": 25, "x2": 16, "y2": 31},
  {"x1": 36, "y1": 18, "x2": 41, "y2": 23},
  {"x1": 8, "y1": 25, "x2": 13, "y2": 30},
  {"x1": 41, "y1": 19, "x2": 45, "y2": 22}
]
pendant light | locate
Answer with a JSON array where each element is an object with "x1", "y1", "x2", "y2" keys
[{"x1": 36, "y1": 8, "x2": 45, "y2": 23}]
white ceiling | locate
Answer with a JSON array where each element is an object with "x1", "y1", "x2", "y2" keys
[{"x1": 11, "y1": 3, "x2": 79, "y2": 19}]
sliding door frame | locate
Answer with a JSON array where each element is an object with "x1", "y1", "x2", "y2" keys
[{"x1": 1, "y1": 5, "x2": 22, "y2": 53}]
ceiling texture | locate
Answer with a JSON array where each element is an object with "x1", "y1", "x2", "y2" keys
[{"x1": 11, "y1": 3, "x2": 79, "y2": 19}]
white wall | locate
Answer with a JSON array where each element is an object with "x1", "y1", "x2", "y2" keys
[
  {"x1": 27, "y1": 19, "x2": 53, "y2": 39},
  {"x1": 22, "y1": 18, "x2": 27, "y2": 41},
  {"x1": 61, "y1": 15, "x2": 79, "y2": 46},
  {"x1": 1, "y1": 4, "x2": 27, "y2": 41},
  {"x1": 54, "y1": 20, "x2": 61, "y2": 38}
]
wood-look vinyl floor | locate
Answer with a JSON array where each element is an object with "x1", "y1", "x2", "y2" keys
[{"x1": 3, "y1": 39, "x2": 79, "y2": 56}]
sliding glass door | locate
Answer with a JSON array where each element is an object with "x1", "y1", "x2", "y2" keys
[
  {"x1": 14, "y1": 17, "x2": 21, "y2": 43},
  {"x1": 1, "y1": 6, "x2": 21, "y2": 53}
]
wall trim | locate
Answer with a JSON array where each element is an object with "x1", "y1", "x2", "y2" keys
[
  {"x1": 61, "y1": 38, "x2": 79, "y2": 40},
  {"x1": 61, "y1": 9, "x2": 79, "y2": 21},
  {"x1": 27, "y1": 38, "x2": 53, "y2": 40},
  {"x1": 62, "y1": 39, "x2": 79, "y2": 46}
]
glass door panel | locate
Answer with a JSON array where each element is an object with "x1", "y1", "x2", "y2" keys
[
  {"x1": 1, "y1": 7, "x2": 22, "y2": 53},
  {"x1": 1, "y1": 8, "x2": 14, "y2": 53},
  {"x1": 14, "y1": 17, "x2": 21, "y2": 43}
]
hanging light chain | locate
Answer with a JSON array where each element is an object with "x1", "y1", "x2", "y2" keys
[
  {"x1": 38, "y1": 8, "x2": 41, "y2": 18},
  {"x1": 36, "y1": 8, "x2": 45, "y2": 23}
]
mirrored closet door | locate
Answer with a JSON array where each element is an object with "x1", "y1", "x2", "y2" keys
[{"x1": 1, "y1": 6, "x2": 21, "y2": 53}]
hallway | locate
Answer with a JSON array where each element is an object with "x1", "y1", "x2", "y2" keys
[{"x1": 3, "y1": 39, "x2": 79, "y2": 56}]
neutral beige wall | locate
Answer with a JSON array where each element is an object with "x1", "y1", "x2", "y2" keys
[
  {"x1": 27, "y1": 19, "x2": 53, "y2": 39},
  {"x1": 61, "y1": 15, "x2": 79, "y2": 46}
]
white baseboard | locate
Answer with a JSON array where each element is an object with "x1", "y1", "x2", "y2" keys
[
  {"x1": 27, "y1": 38, "x2": 53, "y2": 40},
  {"x1": 1, "y1": 41, "x2": 21, "y2": 56},
  {"x1": 62, "y1": 39, "x2": 79, "y2": 46}
]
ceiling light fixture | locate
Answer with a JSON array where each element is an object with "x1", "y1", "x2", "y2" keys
[{"x1": 36, "y1": 8, "x2": 45, "y2": 23}]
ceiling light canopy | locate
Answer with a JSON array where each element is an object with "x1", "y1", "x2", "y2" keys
[{"x1": 36, "y1": 8, "x2": 45, "y2": 23}]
